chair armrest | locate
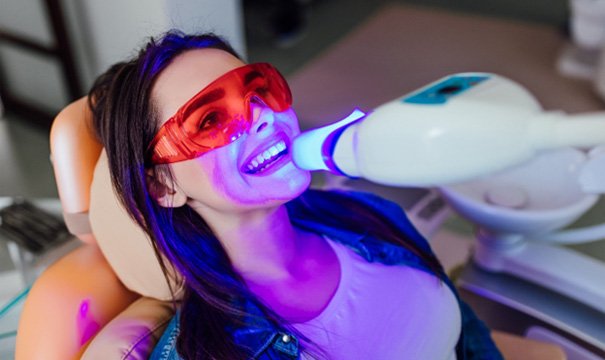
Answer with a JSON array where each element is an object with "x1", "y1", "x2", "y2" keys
[
  {"x1": 492, "y1": 330, "x2": 567, "y2": 360},
  {"x1": 82, "y1": 297, "x2": 175, "y2": 359},
  {"x1": 15, "y1": 243, "x2": 140, "y2": 360}
]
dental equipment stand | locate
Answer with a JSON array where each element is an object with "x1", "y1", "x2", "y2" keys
[
  {"x1": 458, "y1": 261, "x2": 605, "y2": 358},
  {"x1": 438, "y1": 148, "x2": 605, "y2": 358},
  {"x1": 472, "y1": 229, "x2": 605, "y2": 314},
  {"x1": 437, "y1": 146, "x2": 605, "y2": 306},
  {"x1": 458, "y1": 230, "x2": 605, "y2": 357}
]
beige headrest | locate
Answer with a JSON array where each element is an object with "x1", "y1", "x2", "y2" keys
[{"x1": 89, "y1": 150, "x2": 183, "y2": 301}]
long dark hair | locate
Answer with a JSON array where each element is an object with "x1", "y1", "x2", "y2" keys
[{"x1": 89, "y1": 31, "x2": 443, "y2": 359}]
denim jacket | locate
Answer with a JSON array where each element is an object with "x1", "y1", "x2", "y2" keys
[{"x1": 150, "y1": 190, "x2": 503, "y2": 360}]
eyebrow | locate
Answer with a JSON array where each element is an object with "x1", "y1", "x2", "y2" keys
[
  {"x1": 182, "y1": 88, "x2": 225, "y2": 117},
  {"x1": 244, "y1": 70, "x2": 263, "y2": 85}
]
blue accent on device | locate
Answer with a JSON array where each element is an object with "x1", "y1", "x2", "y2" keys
[{"x1": 403, "y1": 75, "x2": 490, "y2": 105}]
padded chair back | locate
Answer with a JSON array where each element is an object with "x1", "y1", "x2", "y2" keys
[
  {"x1": 16, "y1": 98, "x2": 179, "y2": 359},
  {"x1": 89, "y1": 150, "x2": 183, "y2": 300}
]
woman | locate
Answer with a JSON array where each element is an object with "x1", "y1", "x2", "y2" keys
[{"x1": 89, "y1": 31, "x2": 502, "y2": 359}]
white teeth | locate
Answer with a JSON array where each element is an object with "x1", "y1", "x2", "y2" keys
[{"x1": 245, "y1": 140, "x2": 288, "y2": 173}]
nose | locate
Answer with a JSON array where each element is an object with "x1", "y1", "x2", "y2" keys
[{"x1": 250, "y1": 101, "x2": 275, "y2": 133}]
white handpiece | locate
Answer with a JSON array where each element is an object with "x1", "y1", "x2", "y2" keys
[
  {"x1": 292, "y1": 73, "x2": 605, "y2": 187},
  {"x1": 579, "y1": 145, "x2": 605, "y2": 194}
]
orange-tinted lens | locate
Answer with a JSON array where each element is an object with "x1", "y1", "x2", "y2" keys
[{"x1": 147, "y1": 63, "x2": 292, "y2": 164}]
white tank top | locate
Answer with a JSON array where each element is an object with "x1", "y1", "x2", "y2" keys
[{"x1": 293, "y1": 239, "x2": 461, "y2": 360}]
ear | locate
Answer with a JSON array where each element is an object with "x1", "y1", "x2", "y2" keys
[{"x1": 145, "y1": 168, "x2": 188, "y2": 208}]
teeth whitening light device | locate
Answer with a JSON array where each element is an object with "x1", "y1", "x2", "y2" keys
[
  {"x1": 292, "y1": 73, "x2": 605, "y2": 319},
  {"x1": 292, "y1": 73, "x2": 605, "y2": 188}
]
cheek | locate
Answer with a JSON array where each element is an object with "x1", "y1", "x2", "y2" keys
[
  {"x1": 174, "y1": 147, "x2": 242, "y2": 200},
  {"x1": 288, "y1": 168, "x2": 312, "y2": 192},
  {"x1": 171, "y1": 157, "x2": 216, "y2": 197},
  {"x1": 279, "y1": 109, "x2": 300, "y2": 132}
]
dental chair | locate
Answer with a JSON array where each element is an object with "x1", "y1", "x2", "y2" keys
[
  {"x1": 15, "y1": 97, "x2": 179, "y2": 359},
  {"x1": 14, "y1": 98, "x2": 566, "y2": 359}
]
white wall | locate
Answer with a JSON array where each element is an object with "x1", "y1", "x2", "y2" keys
[
  {"x1": 0, "y1": 0, "x2": 68, "y2": 110},
  {"x1": 0, "y1": 0, "x2": 246, "y2": 111},
  {"x1": 165, "y1": 0, "x2": 247, "y2": 57}
]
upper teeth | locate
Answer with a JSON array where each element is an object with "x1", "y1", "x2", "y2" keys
[{"x1": 247, "y1": 140, "x2": 287, "y2": 172}]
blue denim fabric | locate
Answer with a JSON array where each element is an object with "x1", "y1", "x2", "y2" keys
[
  {"x1": 150, "y1": 190, "x2": 503, "y2": 360},
  {"x1": 150, "y1": 315, "x2": 180, "y2": 359}
]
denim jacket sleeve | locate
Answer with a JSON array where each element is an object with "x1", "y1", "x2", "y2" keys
[
  {"x1": 457, "y1": 301, "x2": 504, "y2": 360},
  {"x1": 150, "y1": 312, "x2": 302, "y2": 360}
]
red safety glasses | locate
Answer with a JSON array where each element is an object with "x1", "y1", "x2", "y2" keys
[{"x1": 147, "y1": 63, "x2": 292, "y2": 164}]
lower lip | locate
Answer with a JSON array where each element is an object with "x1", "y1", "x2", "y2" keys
[{"x1": 244, "y1": 151, "x2": 291, "y2": 177}]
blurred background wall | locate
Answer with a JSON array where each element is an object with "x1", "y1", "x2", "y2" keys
[{"x1": 0, "y1": 0, "x2": 245, "y2": 121}]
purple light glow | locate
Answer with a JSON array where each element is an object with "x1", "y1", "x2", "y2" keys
[{"x1": 77, "y1": 299, "x2": 101, "y2": 346}]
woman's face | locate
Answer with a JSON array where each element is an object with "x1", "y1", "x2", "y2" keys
[{"x1": 151, "y1": 49, "x2": 311, "y2": 214}]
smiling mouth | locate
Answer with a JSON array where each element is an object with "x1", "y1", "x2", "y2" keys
[{"x1": 242, "y1": 140, "x2": 289, "y2": 175}]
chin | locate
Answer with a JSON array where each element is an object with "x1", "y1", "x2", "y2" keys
[
  {"x1": 287, "y1": 167, "x2": 312, "y2": 193},
  {"x1": 266, "y1": 170, "x2": 311, "y2": 203}
]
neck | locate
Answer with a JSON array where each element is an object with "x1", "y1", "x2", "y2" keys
[
  {"x1": 191, "y1": 202, "x2": 341, "y2": 323},
  {"x1": 195, "y1": 204, "x2": 304, "y2": 281}
]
